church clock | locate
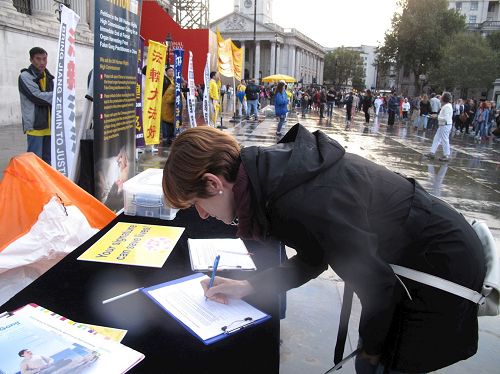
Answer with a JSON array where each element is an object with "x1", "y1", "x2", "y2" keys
[{"x1": 244, "y1": 0, "x2": 252, "y2": 8}]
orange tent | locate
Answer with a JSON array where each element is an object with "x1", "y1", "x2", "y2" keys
[{"x1": 0, "y1": 153, "x2": 115, "y2": 252}]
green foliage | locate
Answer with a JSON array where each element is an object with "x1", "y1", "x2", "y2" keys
[
  {"x1": 428, "y1": 32, "x2": 500, "y2": 94},
  {"x1": 377, "y1": 0, "x2": 465, "y2": 85},
  {"x1": 486, "y1": 31, "x2": 500, "y2": 52},
  {"x1": 324, "y1": 48, "x2": 365, "y2": 90}
]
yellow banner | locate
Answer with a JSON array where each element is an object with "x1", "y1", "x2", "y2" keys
[
  {"x1": 77, "y1": 222, "x2": 185, "y2": 268},
  {"x1": 216, "y1": 29, "x2": 242, "y2": 80},
  {"x1": 231, "y1": 42, "x2": 242, "y2": 81},
  {"x1": 143, "y1": 40, "x2": 166, "y2": 145}
]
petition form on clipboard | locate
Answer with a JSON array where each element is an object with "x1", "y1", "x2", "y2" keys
[
  {"x1": 143, "y1": 273, "x2": 270, "y2": 344},
  {"x1": 187, "y1": 238, "x2": 257, "y2": 271}
]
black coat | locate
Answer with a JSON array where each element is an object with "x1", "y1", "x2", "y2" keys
[{"x1": 242, "y1": 124, "x2": 485, "y2": 372}]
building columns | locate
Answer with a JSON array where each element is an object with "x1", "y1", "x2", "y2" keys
[
  {"x1": 289, "y1": 45, "x2": 296, "y2": 77},
  {"x1": 254, "y1": 41, "x2": 260, "y2": 80},
  {"x1": 31, "y1": 0, "x2": 54, "y2": 18},
  {"x1": 0, "y1": 0, "x2": 16, "y2": 11},
  {"x1": 276, "y1": 43, "x2": 281, "y2": 74},
  {"x1": 319, "y1": 59, "x2": 324, "y2": 84},
  {"x1": 270, "y1": 41, "x2": 276, "y2": 75},
  {"x1": 72, "y1": 0, "x2": 89, "y2": 28}
]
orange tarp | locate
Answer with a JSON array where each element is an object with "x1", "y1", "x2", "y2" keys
[{"x1": 0, "y1": 153, "x2": 116, "y2": 252}]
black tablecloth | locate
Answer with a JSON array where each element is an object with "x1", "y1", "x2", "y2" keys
[{"x1": 2, "y1": 208, "x2": 281, "y2": 373}]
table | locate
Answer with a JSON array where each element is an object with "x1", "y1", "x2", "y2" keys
[{"x1": 2, "y1": 208, "x2": 282, "y2": 373}]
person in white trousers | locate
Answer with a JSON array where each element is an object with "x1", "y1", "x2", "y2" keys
[{"x1": 425, "y1": 92, "x2": 453, "y2": 162}]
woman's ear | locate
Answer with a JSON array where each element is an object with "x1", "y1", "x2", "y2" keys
[{"x1": 202, "y1": 173, "x2": 222, "y2": 195}]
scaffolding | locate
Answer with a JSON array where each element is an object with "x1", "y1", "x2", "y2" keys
[{"x1": 157, "y1": 0, "x2": 209, "y2": 29}]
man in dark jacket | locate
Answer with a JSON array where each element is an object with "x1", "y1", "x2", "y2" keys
[
  {"x1": 245, "y1": 79, "x2": 261, "y2": 121},
  {"x1": 18, "y1": 47, "x2": 54, "y2": 164},
  {"x1": 387, "y1": 93, "x2": 400, "y2": 127}
]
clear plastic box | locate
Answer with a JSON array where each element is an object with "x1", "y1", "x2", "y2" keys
[{"x1": 122, "y1": 168, "x2": 179, "y2": 220}]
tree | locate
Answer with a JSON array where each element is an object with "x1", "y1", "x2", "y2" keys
[
  {"x1": 428, "y1": 33, "x2": 500, "y2": 97},
  {"x1": 377, "y1": 0, "x2": 465, "y2": 91},
  {"x1": 486, "y1": 31, "x2": 500, "y2": 52},
  {"x1": 324, "y1": 47, "x2": 365, "y2": 90}
]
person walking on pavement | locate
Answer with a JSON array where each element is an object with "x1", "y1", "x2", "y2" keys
[
  {"x1": 236, "y1": 79, "x2": 247, "y2": 118},
  {"x1": 426, "y1": 92, "x2": 454, "y2": 162},
  {"x1": 387, "y1": 93, "x2": 400, "y2": 127},
  {"x1": 344, "y1": 92, "x2": 354, "y2": 129},
  {"x1": 18, "y1": 47, "x2": 54, "y2": 164},
  {"x1": 429, "y1": 93, "x2": 441, "y2": 131},
  {"x1": 374, "y1": 96, "x2": 383, "y2": 117},
  {"x1": 245, "y1": 79, "x2": 261, "y2": 121},
  {"x1": 401, "y1": 98, "x2": 410, "y2": 124},
  {"x1": 319, "y1": 88, "x2": 327, "y2": 119},
  {"x1": 362, "y1": 89, "x2": 373, "y2": 125},
  {"x1": 419, "y1": 94, "x2": 432, "y2": 130},
  {"x1": 326, "y1": 87, "x2": 336, "y2": 118},
  {"x1": 274, "y1": 81, "x2": 289, "y2": 136}
]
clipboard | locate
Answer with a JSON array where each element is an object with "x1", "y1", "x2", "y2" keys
[{"x1": 142, "y1": 273, "x2": 271, "y2": 345}]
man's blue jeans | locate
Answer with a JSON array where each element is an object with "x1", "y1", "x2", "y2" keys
[
  {"x1": 247, "y1": 99, "x2": 259, "y2": 118},
  {"x1": 27, "y1": 134, "x2": 51, "y2": 164}
]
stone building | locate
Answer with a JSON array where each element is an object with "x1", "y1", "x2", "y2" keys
[
  {"x1": 210, "y1": 0, "x2": 325, "y2": 84},
  {"x1": 449, "y1": 0, "x2": 500, "y2": 35}
]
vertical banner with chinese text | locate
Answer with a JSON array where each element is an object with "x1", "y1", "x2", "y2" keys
[
  {"x1": 135, "y1": 37, "x2": 145, "y2": 148},
  {"x1": 93, "y1": 0, "x2": 142, "y2": 211},
  {"x1": 187, "y1": 51, "x2": 196, "y2": 127},
  {"x1": 203, "y1": 53, "x2": 210, "y2": 125},
  {"x1": 174, "y1": 48, "x2": 184, "y2": 129},
  {"x1": 51, "y1": 5, "x2": 80, "y2": 178},
  {"x1": 142, "y1": 40, "x2": 166, "y2": 145}
]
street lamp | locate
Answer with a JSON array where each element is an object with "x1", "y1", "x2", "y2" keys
[
  {"x1": 165, "y1": 32, "x2": 172, "y2": 66},
  {"x1": 253, "y1": 0, "x2": 257, "y2": 78},
  {"x1": 274, "y1": 33, "x2": 278, "y2": 74}
]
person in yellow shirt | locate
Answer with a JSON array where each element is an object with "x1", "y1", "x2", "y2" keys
[
  {"x1": 236, "y1": 79, "x2": 247, "y2": 118},
  {"x1": 18, "y1": 47, "x2": 54, "y2": 164},
  {"x1": 209, "y1": 71, "x2": 221, "y2": 125}
]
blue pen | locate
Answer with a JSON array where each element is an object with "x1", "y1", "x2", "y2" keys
[{"x1": 206, "y1": 255, "x2": 220, "y2": 301}]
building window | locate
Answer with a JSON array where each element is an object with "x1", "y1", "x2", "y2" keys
[
  {"x1": 455, "y1": 2, "x2": 462, "y2": 10},
  {"x1": 488, "y1": 1, "x2": 496, "y2": 12},
  {"x1": 470, "y1": 1, "x2": 478, "y2": 11},
  {"x1": 469, "y1": 15, "x2": 477, "y2": 23},
  {"x1": 13, "y1": 0, "x2": 31, "y2": 15}
]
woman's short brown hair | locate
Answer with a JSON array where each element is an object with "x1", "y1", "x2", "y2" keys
[{"x1": 162, "y1": 126, "x2": 241, "y2": 208}]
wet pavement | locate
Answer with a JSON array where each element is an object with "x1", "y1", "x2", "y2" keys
[{"x1": 1, "y1": 106, "x2": 499, "y2": 373}]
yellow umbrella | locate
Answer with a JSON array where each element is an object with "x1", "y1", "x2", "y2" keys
[{"x1": 261, "y1": 74, "x2": 296, "y2": 83}]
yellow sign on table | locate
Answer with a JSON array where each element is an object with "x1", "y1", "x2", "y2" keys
[{"x1": 77, "y1": 222, "x2": 185, "y2": 268}]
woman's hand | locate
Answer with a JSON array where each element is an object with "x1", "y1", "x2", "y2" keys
[{"x1": 200, "y1": 276, "x2": 255, "y2": 304}]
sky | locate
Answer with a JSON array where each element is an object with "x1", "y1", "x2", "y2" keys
[{"x1": 209, "y1": 0, "x2": 400, "y2": 48}]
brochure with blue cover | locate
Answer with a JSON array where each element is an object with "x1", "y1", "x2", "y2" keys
[{"x1": 0, "y1": 304, "x2": 144, "y2": 374}]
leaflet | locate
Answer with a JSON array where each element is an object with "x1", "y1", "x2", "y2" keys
[
  {"x1": 187, "y1": 238, "x2": 257, "y2": 271},
  {"x1": 0, "y1": 304, "x2": 143, "y2": 374}
]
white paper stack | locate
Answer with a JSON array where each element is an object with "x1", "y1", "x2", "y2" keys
[{"x1": 187, "y1": 238, "x2": 257, "y2": 271}]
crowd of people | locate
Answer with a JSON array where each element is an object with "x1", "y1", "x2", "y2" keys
[{"x1": 18, "y1": 45, "x2": 499, "y2": 161}]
